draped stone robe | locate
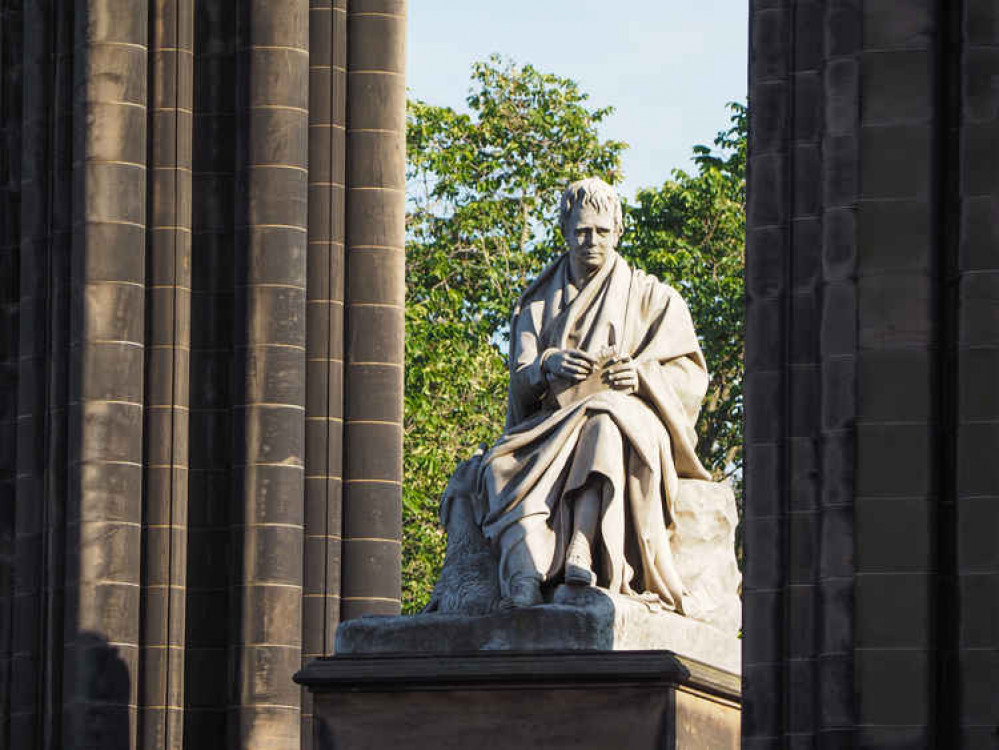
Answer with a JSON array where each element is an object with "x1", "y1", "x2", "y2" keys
[{"x1": 476, "y1": 250, "x2": 711, "y2": 611}]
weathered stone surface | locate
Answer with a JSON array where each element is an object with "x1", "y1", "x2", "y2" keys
[
  {"x1": 337, "y1": 584, "x2": 740, "y2": 674},
  {"x1": 671, "y1": 479, "x2": 742, "y2": 635}
]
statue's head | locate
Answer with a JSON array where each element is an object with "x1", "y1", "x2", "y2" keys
[{"x1": 559, "y1": 177, "x2": 623, "y2": 274}]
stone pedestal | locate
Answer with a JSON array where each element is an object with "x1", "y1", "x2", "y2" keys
[
  {"x1": 303, "y1": 587, "x2": 742, "y2": 747},
  {"x1": 335, "y1": 585, "x2": 740, "y2": 673},
  {"x1": 295, "y1": 651, "x2": 740, "y2": 750}
]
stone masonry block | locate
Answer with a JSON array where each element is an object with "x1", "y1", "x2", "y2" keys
[
  {"x1": 858, "y1": 272, "x2": 932, "y2": 350},
  {"x1": 793, "y1": 71, "x2": 822, "y2": 141},
  {"x1": 958, "y1": 573, "x2": 999, "y2": 649},
  {"x1": 744, "y1": 515, "x2": 785, "y2": 592},
  {"x1": 793, "y1": 217, "x2": 821, "y2": 292},
  {"x1": 959, "y1": 272, "x2": 999, "y2": 347},
  {"x1": 823, "y1": 135, "x2": 859, "y2": 207},
  {"x1": 751, "y1": 81, "x2": 790, "y2": 156},
  {"x1": 747, "y1": 226, "x2": 786, "y2": 299},
  {"x1": 790, "y1": 295, "x2": 820, "y2": 365},
  {"x1": 788, "y1": 585, "x2": 817, "y2": 659},
  {"x1": 752, "y1": 8, "x2": 790, "y2": 82},
  {"x1": 962, "y1": 122, "x2": 999, "y2": 196},
  {"x1": 960, "y1": 196, "x2": 999, "y2": 271},
  {"x1": 820, "y1": 281, "x2": 857, "y2": 357},
  {"x1": 860, "y1": 125, "x2": 931, "y2": 200},
  {"x1": 856, "y1": 423, "x2": 931, "y2": 498},
  {"x1": 745, "y1": 442, "x2": 780, "y2": 519},
  {"x1": 745, "y1": 370, "x2": 783, "y2": 443},
  {"x1": 749, "y1": 152, "x2": 788, "y2": 228},
  {"x1": 794, "y1": 2, "x2": 824, "y2": 72},
  {"x1": 856, "y1": 649, "x2": 930, "y2": 726},
  {"x1": 822, "y1": 207, "x2": 857, "y2": 281},
  {"x1": 825, "y1": 2, "x2": 861, "y2": 58},
  {"x1": 858, "y1": 198, "x2": 931, "y2": 274},
  {"x1": 962, "y1": 47, "x2": 999, "y2": 123},
  {"x1": 789, "y1": 437, "x2": 818, "y2": 513},
  {"x1": 857, "y1": 349, "x2": 931, "y2": 422},
  {"x1": 967, "y1": 0, "x2": 999, "y2": 45},
  {"x1": 957, "y1": 497, "x2": 999, "y2": 573},
  {"x1": 818, "y1": 578, "x2": 853, "y2": 654},
  {"x1": 821, "y1": 356, "x2": 856, "y2": 431},
  {"x1": 957, "y1": 422, "x2": 999, "y2": 496},
  {"x1": 861, "y1": 50, "x2": 933, "y2": 125},
  {"x1": 862, "y1": 0, "x2": 933, "y2": 50},
  {"x1": 825, "y1": 58, "x2": 859, "y2": 135},
  {"x1": 789, "y1": 512, "x2": 819, "y2": 585},
  {"x1": 856, "y1": 572, "x2": 931, "y2": 649}
]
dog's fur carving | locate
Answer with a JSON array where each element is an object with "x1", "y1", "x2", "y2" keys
[{"x1": 422, "y1": 450, "x2": 502, "y2": 615}]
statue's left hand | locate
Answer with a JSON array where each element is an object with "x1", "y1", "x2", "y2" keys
[{"x1": 605, "y1": 354, "x2": 638, "y2": 392}]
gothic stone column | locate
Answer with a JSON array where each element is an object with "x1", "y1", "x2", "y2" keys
[{"x1": 744, "y1": 1, "x2": 999, "y2": 747}]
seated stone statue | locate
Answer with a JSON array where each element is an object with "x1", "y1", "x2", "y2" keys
[{"x1": 467, "y1": 176, "x2": 713, "y2": 612}]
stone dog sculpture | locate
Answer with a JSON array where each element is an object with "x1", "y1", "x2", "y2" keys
[{"x1": 425, "y1": 177, "x2": 739, "y2": 634}]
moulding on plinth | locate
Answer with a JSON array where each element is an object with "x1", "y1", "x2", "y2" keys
[{"x1": 295, "y1": 650, "x2": 740, "y2": 750}]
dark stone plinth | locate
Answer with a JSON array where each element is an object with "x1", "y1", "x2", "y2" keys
[{"x1": 295, "y1": 651, "x2": 740, "y2": 750}]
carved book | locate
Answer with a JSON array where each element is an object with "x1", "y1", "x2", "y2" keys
[{"x1": 551, "y1": 349, "x2": 620, "y2": 408}]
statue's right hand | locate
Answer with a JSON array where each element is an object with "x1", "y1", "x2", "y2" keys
[{"x1": 543, "y1": 348, "x2": 596, "y2": 382}]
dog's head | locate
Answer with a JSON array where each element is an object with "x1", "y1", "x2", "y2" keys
[{"x1": 440, "y1": 447, "x2": 486, "y2": 528}]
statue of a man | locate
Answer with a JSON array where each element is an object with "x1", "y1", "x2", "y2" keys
[{"x1": 477, "y1": 176, "x2": 712, "y2": 610}]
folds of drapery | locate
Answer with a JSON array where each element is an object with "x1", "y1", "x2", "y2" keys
[
  {"x1": 483, "y1": 253, "x2": 712, "y2": 608},
  {"x1": 0, "y1": 1, "x2": 406, "y2": 748}
]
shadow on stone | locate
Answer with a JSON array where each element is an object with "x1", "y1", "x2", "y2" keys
[{"x1": 71, "y1": 631, "x2": 131, "y2": 750}]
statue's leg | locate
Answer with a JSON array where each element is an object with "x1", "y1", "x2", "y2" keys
[
  {"x1": 497, "y1": 521, "x2": 546, "y2": 609},
  {"x1": 565, "y1": 482, "x2": 600, "y2": 585},
  {"x1": 563, "y1": 412, "x2": 625, "y2": 587}
]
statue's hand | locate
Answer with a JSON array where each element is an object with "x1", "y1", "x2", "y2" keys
[
  {"x1": 543, "y1": 348, "x2": 596, "y2": 382},
  {"x1": 605, "y1": 354, "x2": 638, "y2": 392}
]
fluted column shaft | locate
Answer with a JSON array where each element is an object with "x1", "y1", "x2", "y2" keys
[
  {"x1": 302, "y1": 0, "x2": 345, "y2": 743},
  {"x1": 341, "y1": 0, "x2": 406, "y2": 622},
  {"x1": 0, "y1": 2, "x2": 409, "y2": 747},
  {"x1": 140, "y1": 1, "x2": 193, "y2": 748},
  {"x1": 231, "y1": 1, "x2": 309, "y2": 746},
  {"x1": 184, "y1": 0, "x2": 236, "y2": 743},
  {"x1": 954, "y1": 2, "x2": 999, "y2": 743},
  {"x1": 67, "y1": 2, "x2": 148, "y2": 747},
  {"x1": 14, "y1": 2, "x2": 73, "y2": 747},
  {"x1": 0, "y1": 1, "x2": 22, "y2": 741},
  {"x1": 745, "y1": 1, "x2": 999, "y2": 747}
]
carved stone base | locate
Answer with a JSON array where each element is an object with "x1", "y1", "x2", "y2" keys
[
  {"x1": 335, "y1": 585, "x2": 740, "y2": 673},
  {"x1": 296, "y1": 651, "x2": 740, "y2": 750}
]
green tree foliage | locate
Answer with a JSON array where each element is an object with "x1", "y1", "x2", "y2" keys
[
  {"x1": 619, "y1": 103, "x2": 746, "y2": 482},
  {"x1": 403, "y1": 56, "x2": 746, "y2": 612}
]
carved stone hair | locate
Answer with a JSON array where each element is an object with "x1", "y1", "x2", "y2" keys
[{"x1": 559, "y1": 176, "x2": 623, "y2": 235}]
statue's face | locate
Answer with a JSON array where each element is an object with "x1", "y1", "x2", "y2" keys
[{"x1": 564, "y1": 203, "x2": 618, "y2": 273}]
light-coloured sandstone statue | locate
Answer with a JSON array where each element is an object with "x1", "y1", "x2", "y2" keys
[{"x1": 425, "y1": 177, "x2": 740, "y2": 634}]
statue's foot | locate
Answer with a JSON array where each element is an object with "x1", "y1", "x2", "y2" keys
[
  {"x1": 500, "y1": 575, "x2": 543, "y2": 610},
  {"x1": 565, "y1": 530, "x2": 597, "y2": 586},
  {"x1": 564, "y1": 530, "x2": 596, "y2": 586}
]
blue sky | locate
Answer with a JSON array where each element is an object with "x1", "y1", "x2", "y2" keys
[{"x1": 407, "y1": 2, "x2": 748, "y2": 198}]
